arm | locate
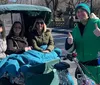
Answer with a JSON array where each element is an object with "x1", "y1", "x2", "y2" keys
[
  {"x1": 46, "y1": 32, "x2": 54, "y2": 52},
  {"x1": 65, "y1": 38, "x2": 73, "y2": 50},
  {"x1": 93, "y1": 19, "x2": 100, "y2": 37},
  {"x1": 6, "y1": 39, "x2": 25, "y2": 54},
  {"x1": 65, "y1": 28, "x2": 77, "y2": 53},
  {"x1": 0, "y1": 39, "x2": 7, "y2": 53},
  {"x1": 65, "y1": 38, "x2": 75, "y2": 53},
  {"x1": 32, "y1": 39, "x2": 43, "y2": 52}
]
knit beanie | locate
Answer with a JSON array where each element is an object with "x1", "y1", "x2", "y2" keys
[{"x1": 75, "y1": 3, "x2": 91, "y2": 16}]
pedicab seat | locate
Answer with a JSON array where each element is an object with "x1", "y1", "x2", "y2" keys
[{"x1": 24, "y1": 58, "x2": 60, "y2": 85}]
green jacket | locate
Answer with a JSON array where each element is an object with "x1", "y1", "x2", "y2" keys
[
  {"x1": 72, "y1": 18, "x2": 100, "y2": 62},
  {"x1": 31, "y1": 29, "x2": 54, "y2": 52}
]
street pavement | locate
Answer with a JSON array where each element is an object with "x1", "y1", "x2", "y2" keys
[{"x1": 51, "y1": 27, "x2": 77, "y2": 85}]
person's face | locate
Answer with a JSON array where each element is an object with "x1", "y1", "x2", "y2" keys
[
  {"x1": 0, "y1": 27, "x2": 3, "y2": 33},
  {"x1": 36, "y1": 20, "x2": 44, "y2": 31},
  {"x1": 13, "y1": 23, "x2": 22, "y2": 35},
  {"x1": 76, "y1": 8, "x2": 89, "y2": 21}
]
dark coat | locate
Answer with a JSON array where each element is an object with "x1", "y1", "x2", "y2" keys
[{"x1": 6, "y1": 36, "x2": 28, "y2": 54}]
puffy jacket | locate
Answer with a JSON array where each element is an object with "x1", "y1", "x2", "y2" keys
[{"x1": 30, "y1": 29, "x2": 54, "y2": 52}]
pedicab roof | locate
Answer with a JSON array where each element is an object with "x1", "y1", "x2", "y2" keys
[
  {"x1": 0, "y1": 4, "x2": 51, "y2": 12},
  {"x1": 0, "y1": 4, "x2": 52, "y2": 24}
]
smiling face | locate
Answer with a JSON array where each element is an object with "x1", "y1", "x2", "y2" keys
[
  {"x1": 13, "y1": 23, "x2": 22, "y2": 35},
  {"x1": 36, "y1": 20, "x2": 44, "y2": 31},
  {"x1": 76, "y1": 8, "x2": 89, "y2": 21}
]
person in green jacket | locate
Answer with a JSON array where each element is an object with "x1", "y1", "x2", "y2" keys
[
  {"x1": 66, "y1": 3, "x2": 100, "y2": 84},
  {"x1": 29, "y1": 18, "x2": 54, "y2": 53}
]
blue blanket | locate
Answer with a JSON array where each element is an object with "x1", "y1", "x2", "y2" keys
[{"x1": 0, "y1": 46, "x2": 61, "y2": 78}]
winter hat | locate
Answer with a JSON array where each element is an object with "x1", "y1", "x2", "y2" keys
[{"x1": 75, "y1": 3, "x2": 91, "y2": 16}]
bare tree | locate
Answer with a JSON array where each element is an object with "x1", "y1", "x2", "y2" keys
[
  {"x1": 45, "y1": 0, "x2": 52, "y2": 7},
  {"x1": 44, "y1": 0, "x2": 65, "y2": 26},
  {"x1": 16, "y1": 0, "x2": 38, "y2": 4},
  {"x1": 0, "y1": 0, "x2": 8, "y2": 4},
  {"x1": 92, "y1": 0, "x2": 100, "y2": 17}
]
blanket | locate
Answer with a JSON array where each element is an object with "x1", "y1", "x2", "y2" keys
[{"x1": 0, "y1": 46, "x2": 61, "y2": 78}]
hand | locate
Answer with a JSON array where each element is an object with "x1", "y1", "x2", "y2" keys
[
  {"x1": 93, "y1": 23, "x2": 100, "y2": 37},
  {"x1": 43, "y1": 23, "x2": 47, "y2": 29},
  {"x1": 24, "y1": 47, "x2": 32, "y2": 51},
  {"x1": 25, "y1": 47, "x2": 29, "y2": 51},
  {"x1": 28, "y1": 46, "x2": 32, "y2": 50},
  {"x1": 67, "y1": 32, "x2": 73, "y2": 44},
  {"x1": 42, "y1": 50, "x2": 50, "y2": 53}
]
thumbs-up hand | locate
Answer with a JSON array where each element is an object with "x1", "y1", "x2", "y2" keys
[
  {"x1": 67, "y1": 32, "x2": 73, "y2": 44},
  {"x1": 67, "y1": 32, "x2": 72, "y2": 38},
  {"x1": 93, "y1": 23, "x2": 100, "y2": 37}
]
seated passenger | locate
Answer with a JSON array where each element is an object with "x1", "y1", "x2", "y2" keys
[
  {"x1": 0, "y1": 20, "x2": 7, "y2": 59},
  {"x1": 29, "y1": 18, "x2": 54, "y2": 53},
  {"x1": 6, "y1": 21, "x2": 31, "y2": 55}
]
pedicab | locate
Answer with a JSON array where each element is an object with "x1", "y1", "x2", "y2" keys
[{"x1": 0, "y1": 4, "x2": 61, "y2": 85}]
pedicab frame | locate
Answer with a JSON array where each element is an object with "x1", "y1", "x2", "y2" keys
[{"x1": 0, "y1": 4, "x2": 60, "y2": 85}]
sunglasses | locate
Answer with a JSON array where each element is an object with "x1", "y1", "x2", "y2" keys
[{"x1": 36, "y1": 22, "x2": 44, "y2": 24}]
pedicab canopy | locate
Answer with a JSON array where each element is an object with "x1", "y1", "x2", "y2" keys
[{"x1": 0, "y1": 4, "x2": 52, "y2": 24}]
